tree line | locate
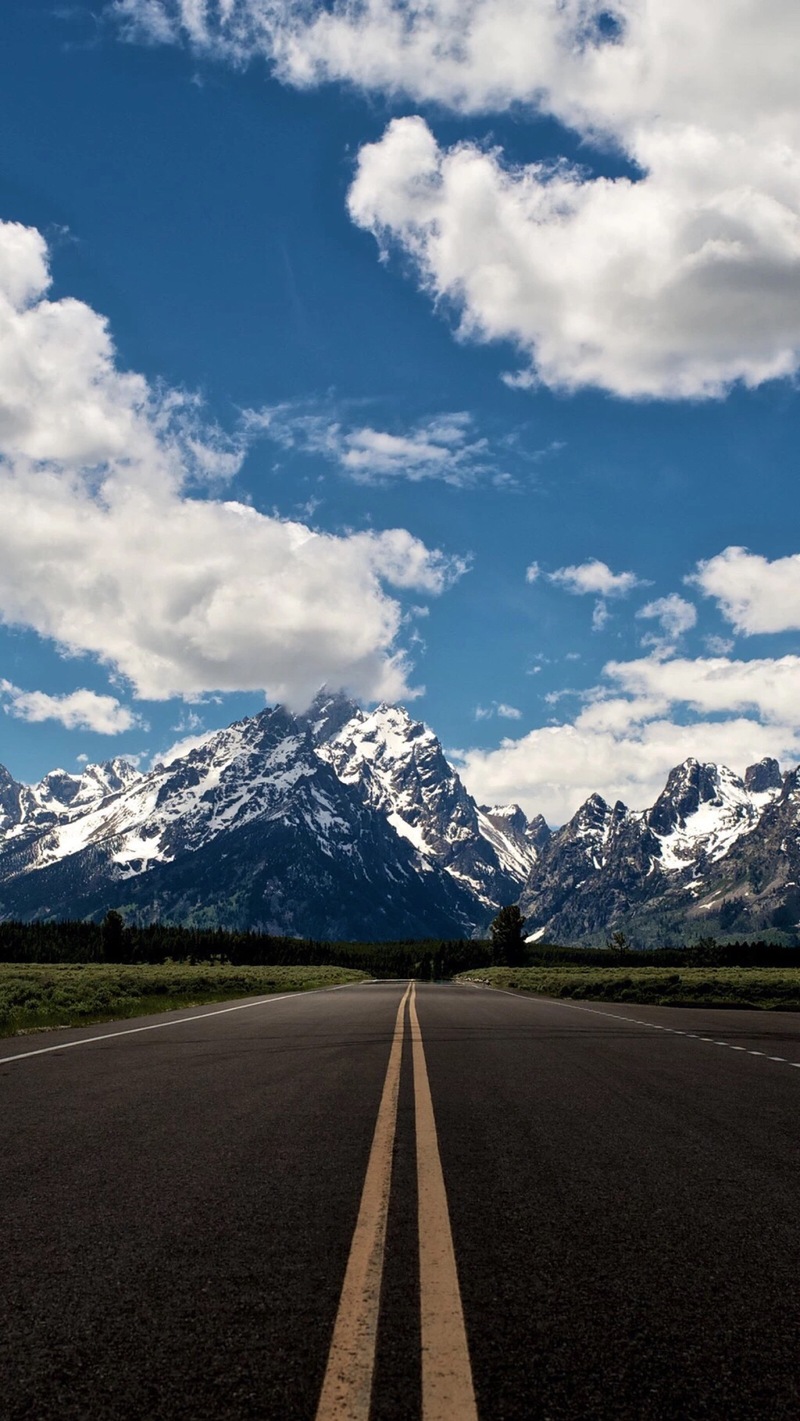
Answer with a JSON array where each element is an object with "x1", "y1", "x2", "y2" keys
[
  {"x1": 0, "y1": 915, "x2": 491, "y2": 979},
  {"x1": 0, "y1": 911, "x2": 796, "y2": 975}
]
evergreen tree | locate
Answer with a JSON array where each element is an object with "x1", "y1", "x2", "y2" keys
[
  {"x1": 606, "y1": 929, "x2": 632, "y2": 955},
  {"x1": 101, "y1": 909, "x2": 126, "y2": 962},
  {"x1": 490, "y1": 905, "x2": 527, "y2": 966}
]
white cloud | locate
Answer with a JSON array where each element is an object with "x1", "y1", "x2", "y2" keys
[
  {"x1": 112, "y1": 3, "x2": 800, "y2": 398},
  {"x1": 154, "y1": 730, "x2": 218, "y2": 767},
  {"x1": 531, "y1": 557, "x2": 641, "y2": 632},
  {"x1": 475, "y1": 700, "x2": 521, "y2": 721},
  {"x1": 456, "y1": 649, "x2": 800, "y2": 822},
  {"x1": 349, "y1": 115, "x2": 800, "y2": 400},
  {"x1": 637, "y1": 593, "x2": 697, "y2": 647},
  {"x1": 591, "y1": 600, "x2": 610, "y2": 632},
  {"x1": 111, "y1": 1, "x2": 800, "y2": 140},
  {"x1": 114, "y1": 1, "x2": 800, "y2": 397},
  {"x1": 0, "y1": 221, "x2": 464, "y2": 709},
  {"x1": 0, "y1": 680, "x2": 138, "y2": 734},
  {"x1": 457, "y1": 714, "x2": 800, "y2": 826},
  {"x1": 172, "y1": 709, "x2": 204, "y2": 732},
  {"x1": 691, "y1": 546, "x2": 800, "y2": 635},
  {"x1": 547, "y1": 560, "x2": 641, "y2": 599},
  {"x1": 252, "y1": 405, "x2": 490, "y2": 485},
  {"x1": 605, "y1": 653, "x2": 800, "y2": 726}
]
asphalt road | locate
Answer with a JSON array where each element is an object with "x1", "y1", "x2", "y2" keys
[{"x1": 2, "y1": 980, "x2": 800, "y2": 1420}]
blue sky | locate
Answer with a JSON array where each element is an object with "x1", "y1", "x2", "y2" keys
[{"x1": 2, "y1": 0, "x2": 800, "y2": 821}]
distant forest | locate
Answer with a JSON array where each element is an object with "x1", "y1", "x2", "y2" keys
[{"x1": 0, "y1": 917, "x2": 797, "y2": 977}]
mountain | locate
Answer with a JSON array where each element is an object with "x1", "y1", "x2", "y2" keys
[
  {"x1": 4, "y1": 696, "x2": 796, "y2": 946},
  {"x1": 519, "y1": 757, "x2": 796, "y2": 945},
  {"x1": 306, "y1": 693, "x2": 541, "y2": 911},
  {"x1": 0, "y1": 696, "x2": 541, "y2": 938}
]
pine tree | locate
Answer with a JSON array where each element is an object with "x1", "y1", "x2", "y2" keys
[
  {"x1": 490, "y1": 905, "x2": 527, "y2": 967},
  {"x1": 101, "y1": 909, "x2": 126, "y2": 963}
]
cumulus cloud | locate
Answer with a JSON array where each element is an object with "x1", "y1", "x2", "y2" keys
[
  {"x1": 112, "y1": 2, "x2": 800, "y2": 398},
  {"x1": 113, "y1": 2, "x2": 800, "y2": 399},
  {"x1": 691, "y1": 546, "x2": 800, "y2": 635},
  {"x1": 349, "y1": 115, "x2": 800, "y2": 400},
  {"x1": 0, "y1": 220, "x2": 464, "y2": 709},
  {"x1": 0, "y1": 681, "x2": 138, "y2": 734},
  {"x1": 604, "y1": 653, "x2": 800, "y2": 726},
  {"x1": 456, "y1": 649, "x2": 800, "y2": 822},
  {"x1": 545, "y1": 560, "x2": 641, "y2": 599},
  {"x1": 111, "y1": 0, "x2": 800, "y2": 138},
  {"x1": 252, "y1": 405, "x2": 490, "y2": 485}
]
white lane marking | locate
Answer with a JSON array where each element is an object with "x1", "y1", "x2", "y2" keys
[
  {"x1": 464, "y1": 984, "x2": 800, "y2": 1072},
  {"x1": 0, "y1": 983, "x2": 356, "y2": 1067}
]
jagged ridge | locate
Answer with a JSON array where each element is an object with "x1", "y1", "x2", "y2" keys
[
  {"x1": 0, "y1": 696, "x2": 543, "y2": 938},
  {"x1": 519, "y1": 756, "x2": 798, "y2": 945}
]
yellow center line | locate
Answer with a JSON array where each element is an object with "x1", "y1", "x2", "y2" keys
[
  {"x1": 315, "y1": 982, "x2": 412, "y2": 1421},
  {"x1": 409, "y1": 982, "x2": 479, "y2": 1421}
]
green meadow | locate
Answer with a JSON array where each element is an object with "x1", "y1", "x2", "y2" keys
[
  {"x1": 460, "y1": 966, "x2": 800, "y2": 1010},
  {"x1": 0, "y1": 962, "x2": 369, "y2": 1036}
]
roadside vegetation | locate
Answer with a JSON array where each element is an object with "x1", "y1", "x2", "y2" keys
[
  {"x1": 460, "y1": 966, "x2": 800, "y2": 1010},
  {"x1": 0, "y1": 963, "x2": 369, "y2": 1037}
]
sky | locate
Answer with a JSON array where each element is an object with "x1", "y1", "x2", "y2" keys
[{"x1": 2, "y1": 0, "x2": 800, "y2": 823}]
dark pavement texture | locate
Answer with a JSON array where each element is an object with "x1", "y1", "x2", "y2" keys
[{"x1": 2, "y1": 981, "x2": 800, "y2": 1420}]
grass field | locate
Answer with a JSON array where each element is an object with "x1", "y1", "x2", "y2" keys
[
  {"x1": 459, "y1": 966, "x2": 800, "y2": 1010},
  {"x1": 0, "y1": 963, "x2": 370, "y2": 1036}
]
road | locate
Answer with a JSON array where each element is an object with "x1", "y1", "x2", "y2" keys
[{"x1": 2, "y1": 980, "x2": 800, "y2": 1420}]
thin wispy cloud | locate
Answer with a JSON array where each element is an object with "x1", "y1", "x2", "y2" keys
[
  {"x1": 249, "y1": 404, "x2": 493, "y2": 486},
  {"x1": 474, "y1": 701, "x2": 522, "y2": 722}
]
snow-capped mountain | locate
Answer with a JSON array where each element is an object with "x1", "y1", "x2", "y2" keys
[
  {"x1": 0, "y1": 758, "x2": 141, "y2": 840},
  {"x1": 3, "y1": 697, "x2": 798, "y2": 945},
  {"x1": 306, "y1": 693, "x2": 541, "y2": 909},
  {"x1": 0, "y1": 697, "x2": 538, "y2": 938},
  {"x1": 520, "y1": 757, "x2": 793, "y2": 945}
]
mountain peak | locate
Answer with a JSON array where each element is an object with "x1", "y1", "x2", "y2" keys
[
  {"x1": 744, "y1": 757, "x2": 783, "y2": 794},
  {"x1": 299, "y1": 689, "x2": 362, "y2": 746},
  {"x1": 648, "y1": 759, "x2": 725, "y2": 836},
  {"x1": 481, "y1": 802, "x2": 528, "y2": 834}
]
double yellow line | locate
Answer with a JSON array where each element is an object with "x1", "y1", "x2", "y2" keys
[{"x1": 315, "y1": 983, "x2": 478, "y2": 1421}]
